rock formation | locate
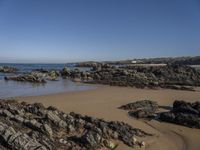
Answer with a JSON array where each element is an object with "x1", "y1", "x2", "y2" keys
[
  {"x1": 4, "y1": 64, "x2": 200, "y2": 90},
  {"x1": 4, "y1": 70, "x2": 60, "y2": 83},
  {"x1": 120, "y1": 100, "x2": 200, "y2": 129},
  {"x1": 4, "y1": 74, "x2": 46, "y2": 83},
  {"x1": 0, "y1": 66, "x2": 18, "y2": 73},
  {"x1": 0, "y1": 100, "x2": 151, "y2": 150},
  {"x1": 119, "y1": 100, "x2": 158, "y2": 118},
  {"x1": 60, "y1": 64, "x2": 200, "y2": 90},
  {"x1": 159, "y1": 100, "x2": 200, "y2": 128}
]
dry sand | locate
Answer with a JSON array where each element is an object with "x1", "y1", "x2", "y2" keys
[{"x1": 19, "y1": 86, "x2": 200, "y2": 150}]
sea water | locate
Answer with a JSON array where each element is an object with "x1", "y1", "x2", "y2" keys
[{"x1": 0, "y1": 63, "x2": 95, "y2": 98}]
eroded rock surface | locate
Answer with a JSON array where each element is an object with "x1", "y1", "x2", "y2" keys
[
  {"x1": 4, "y1": 74, "x2": 46, "y2": 83},
  {"x1": 159, "y1": 100, "x2": 200, "y2": 128},
  {"x1": 0, "y1": 66, "x2": 18, "y2": 73},
  {"x1": 60, "y1": 64, "x2": 200, "y2": 90},
  {"x1": 119, "y1": 100, "x2": 158, "y2": 118},
  {"x1": 120, "y1": 100, "x2": 200, "y2": 129},
  {"x1": 0, "y1": 100, "x2": 151, "y2": 150},
  {"x1": 4, "y1": 70, "x2": 60, "y2": 83}
]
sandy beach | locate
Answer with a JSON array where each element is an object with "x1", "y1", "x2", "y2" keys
[{"x1": 19, "y1": 86, "x2": 200, "y2": 150}]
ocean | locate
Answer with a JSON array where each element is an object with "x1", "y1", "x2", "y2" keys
[{"x1": 0, "y1": 63, "x2": 95, "y2": 98}]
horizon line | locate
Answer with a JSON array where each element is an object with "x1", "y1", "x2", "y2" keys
[{"x1": 0, "y1": 55, "x2": 199, "y2": 64}]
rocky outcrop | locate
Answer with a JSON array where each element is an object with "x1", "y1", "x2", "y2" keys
[
  {"x1": 46, "y1": 71, "x2": 60, "y2": 81},
  {"x1": 0, "y1": 66, "x2": 18, "y2": 73},
  {"x1": 4, "y1": 70, "x2": 60, "y2": 83},
  {"x1": 0, "y1": 122, "x2": 47, "y2": 150},
  {"x1": 159, "y1": 100, "x2": 200, "y2": 128},
  {"x1": 0, "y1": 100, "x2": 151, "y2": 150},
  {"x1": 60, "y1": 67, "x2": 93, "y2": 82},
  {"x1": 120, "y1": 100, "x2": 200, "y2": 129},
  {"x1": 60, "y1": 67, "x2": 71, "y2": 78},
  {"x1": 4, "y1": 74, "x2": 46, "y2": 83},
  {"x1": 119, "y1": 100, "x2": 158, "y2": 118},
  {"x1": 91, "y1": 64, "x2": 200, "y2": 89},
  {"x1": 60, "y1": 64, "x2": 200, "y2": 90}
]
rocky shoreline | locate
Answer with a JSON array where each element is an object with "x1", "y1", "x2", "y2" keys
[
  {"x1": 60, "y1": 64, "x2": 200, "y2": 91},
  {"x1": 0, "y1": 100, "x2": 151, "y2": 150},
  {"x1": 2, "y1": 63, "x2": 200, "y2": 91},
  {"x1": 4, "y1": 70, "x2": 60, "y2": 83},
  {"x1": 119, "y1": 100, "x2": 200, "y2": 129}
]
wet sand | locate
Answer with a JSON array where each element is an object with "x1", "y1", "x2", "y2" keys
[{"x1": 19, "y1": 86, "x2": 200, "y2": 150}]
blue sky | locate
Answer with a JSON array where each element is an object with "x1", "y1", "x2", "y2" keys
[{"x1": 0, "y1": 0, "x2": 200, "y2": 63}]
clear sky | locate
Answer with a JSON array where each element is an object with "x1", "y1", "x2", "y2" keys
[{"x1": 0, "y1": 0, "x2": 200, "y2": 63}]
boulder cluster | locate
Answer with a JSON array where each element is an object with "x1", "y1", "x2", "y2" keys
[
  {"x1": 4, "y1": 70, "x2": 60, "y2": 83},
  {"x1": 0, "y1": 66, "x2": 18, "y2": 73},
  {"x1": 0, "y1": 100, "x2": 151, "y2": 150},
  {"x1": 4, "y1": 73, "x2": 46, "y2": 83},
  {"x1": 160, "y1": 100, "x2": 200, "y2": 128},
  {"x1": 3, "y1": 64, "x2": 200, "y2": 90},
  {"x1": 60, "y1": 64, "x2": 200, "y2": 90},
  {"x1": 120, "y1": 100, "x2": 200, "y2": 129},
  {"x1": 60, "y1": 67, "x2": 93, "y2": 82}
]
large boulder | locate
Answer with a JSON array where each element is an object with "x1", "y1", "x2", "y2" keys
[
  {"x1": 173, "y1": 100, "x2": 200, "y2": 115},
  {"x1": 159, "y1": 100, "x2": 200, "y2": 128},
  {"x1": 0, "y1": 122, "x2": 47, "y2": 150},
  {"x1": 60, "y1": 67, "x2": 70, "y2": 77},
  {"x1": 82, "y1": 130, "x2": 102, "y2": 149}
]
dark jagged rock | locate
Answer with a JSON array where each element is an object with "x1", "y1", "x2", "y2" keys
[
  {"x1": 60, "y1": 64, "x2": 200, "y2": 90},
  {"x1": 4, "y1": 69, "x2": 60, "y2": 83},
  {"x1": 4, "y1": 74, "x2": 46, "y2": 83},
  {"x1": 0, "y1": 66, "x2": 18, "y2": 73},
  {"x1": 60, "y1": 67, "x2": 93, "y2": 82},
  {"x1": 0, "y1": 122, "x2": 47, "y2": 150},
  {"x1": 0, "y1": 100, "x2": 151, "y2": 150},
  {"x1": 119, "y1": 100, "x2": 158, "y2": 111},
  {"x1": 159, "y1": 100, "x2": 200, "y2": 128},
  {"x1": 120, "y1": 100, "x2": 200, "y2": 128},
  {"x1": 47, "y1": 70, "x2": 60, "y2": 81},
  {"x1": 34, "y1": 68, "x2": 49, "y2": 73},
  {"x1": 60, "y1": 67, "x2": 71, "y2": 77},
  {"x1": 173, "y1": 100, "x2": 200, "y2": 115},
  {"x1": 119, "y1": 100, "x2": 158, "y2": 118}
]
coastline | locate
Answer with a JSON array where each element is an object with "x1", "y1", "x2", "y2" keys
[{"x1": 19, "y1": 86, "x2": 200, "y2": 150}]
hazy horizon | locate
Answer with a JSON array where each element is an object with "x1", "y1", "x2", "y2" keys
[{"x1": 0, "y1": 0, "x2": 200, "y2": 63}]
